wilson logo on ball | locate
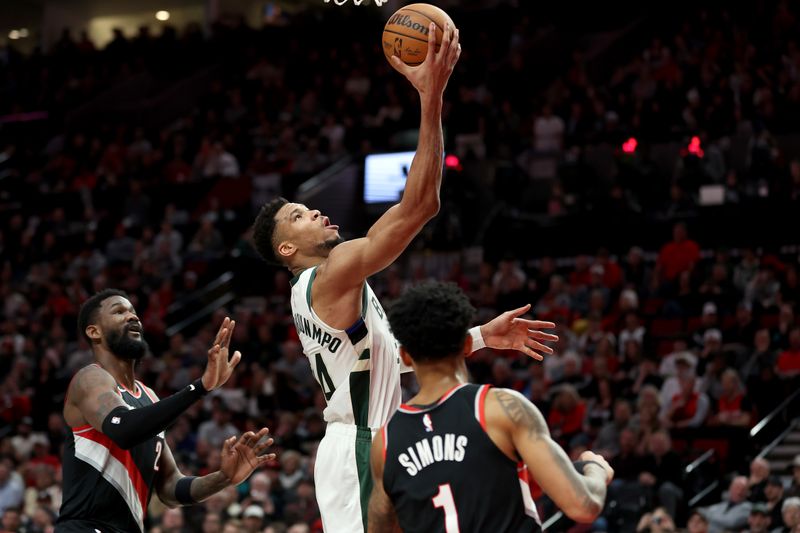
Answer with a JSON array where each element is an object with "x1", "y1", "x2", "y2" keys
[{"x1": 387, "y1": 14, "x2": 431, "y2": 35}]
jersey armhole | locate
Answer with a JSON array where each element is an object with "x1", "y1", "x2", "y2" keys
[
  {"x1": 382, "y1": 424, "x2": 389, "y2": 462},
  {"x1": 473, "y1": 384, "x2": 491, "y2": 432}
]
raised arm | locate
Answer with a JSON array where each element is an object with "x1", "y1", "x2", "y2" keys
[
  {"x1": 156, "y1": 428, "x2": 275, "y2": 508},
  {"x1": 487, "y1": 388, "x2": 612, "y2": 523},
  {"x1": 64, "y1": 318, "x2": 241, "y2": 450},
  {"x1": 318, "y1": 24, "x2": 461, "y2": 291}
]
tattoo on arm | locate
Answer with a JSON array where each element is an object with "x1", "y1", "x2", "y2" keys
[
  {"x1": 72, "y1": 366, "x2": 128, "y2": 429},
  {"x1": 495, "y1": 389, "x2": 604, "y2": 518},
  {"x1": 494, "y1": 389, "x2": 549, "y2": 440},
  {"x1": 189, "y1": 472, "x2": 229, "y2": 503}
]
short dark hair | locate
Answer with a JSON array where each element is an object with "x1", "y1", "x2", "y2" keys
[
  {"x1": 77, "y1": 289, "x2": 130, "y2": 343},
  {"x1": 252, "y1": 197, "x2": 289, "y2": 266},
  {"x1": 387, "y1": 281, "x2": 475, "y2": 362}
]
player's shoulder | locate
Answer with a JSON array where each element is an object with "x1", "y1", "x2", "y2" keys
[
  {"x1": 69, "y1": 364, "x2": 115, "y2": 395},
  {"x1": 485, "y1": 387, "x2": 542, "y2": 427}
]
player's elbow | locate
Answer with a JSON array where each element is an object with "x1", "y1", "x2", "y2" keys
[
  {"x1": 563, "y1": 498, "x2": 603, "y2": 524},
  {"x1": 416, "y1": 196, "x2": 440, "y2": 220}
]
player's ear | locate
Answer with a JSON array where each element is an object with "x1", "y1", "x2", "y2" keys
[
  {"x1": 399, "y1": 346, "x2": 414, "y2": 367},
  {"x1": 85, "y1": 324, "x2": 102, "y2": 344},
  {"x1": 277, "y1": 240, "x2": 297, "y2": 260},
  {"x1": 462, "y1": 334, "x2": 473, "y2": 355}
]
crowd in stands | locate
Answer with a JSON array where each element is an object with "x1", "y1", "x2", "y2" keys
[{"x1": 0, "y1": 0, "x2": 800, "y2": 532}]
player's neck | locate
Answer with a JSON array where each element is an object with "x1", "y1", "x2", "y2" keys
[
  {"x1": 95, "y1": 351, "x2": 137, "y2": 390},
  {"x1": 409, "y1": 359, "x2": 465, "y2": 405},
  {"x1": 289, "y1": 257, "x2": 325, "y2": 276}
]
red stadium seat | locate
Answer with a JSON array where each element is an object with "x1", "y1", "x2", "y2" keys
[{"x1": 649, "y1": 318, "x2": 684, "y2": 337}]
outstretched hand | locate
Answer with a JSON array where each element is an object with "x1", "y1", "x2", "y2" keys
[
  {"x1": 219, "y1": 428, "x2": 276, "y2": 487},
  {"x1": 390, "y1": 22, "x2": 461, "y2": 97},
  {"x1": 202, "y1": 317, "x2": 242, "y2": 391},
  {"x1": 480, "y1": 304, "x2": 558, "y2": 361}
]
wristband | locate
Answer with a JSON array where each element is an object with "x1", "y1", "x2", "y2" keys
[
  {"x1": 175, "y1": 476, "x2": 197, "y2": 505},
  {"x1": 573, "y1": 460, "x2": 605, "y2": 475},
  {"x1": 469, "y1": 326, "x2": 486, "y2": 352},
  {"x1": 192, "y1": 378, "x2": 210, "y2": 396}
]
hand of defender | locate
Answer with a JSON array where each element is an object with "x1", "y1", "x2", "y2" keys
[
  {"x1": 480, "y1": 304, "x2": 558, "y2": 361},
  {"x1": 578, "y1": 450, "x2": 615, "y2": 485},
  {"x1": 202, "y1": 317, "x2": 242, "y2": 391},
  {"x1": 391, "y1": 22, "x2": 461, "y2": 97},
  {"x1": 219, "y1": 428, "x2": 277, "y2": 486}
]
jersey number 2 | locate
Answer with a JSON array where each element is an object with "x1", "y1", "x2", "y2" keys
[
  {"x1": 432, "y1": 483, "x2": 460, "y2": 533},
  {"x1": 153, "y1": 441, "x2": 163, "y2": 471}
]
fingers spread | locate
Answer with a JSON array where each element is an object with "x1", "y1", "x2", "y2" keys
[
  {"x1": 230, "y1": 350, "x2": 242, "y2": 368},
  {"x1": 522, "y1": 346, "x2": 545, "y2": 361},
  {"x1": 514, "y1": 319, "x2": 556, "y2": 329},
  {"x1": 507, "y1": 303, "x2": 532, "y2": 319},
  {"x1": 526, "y1": 340, "x2": 554, "y2": 354},
  {"x1": 529, "y1": 330, "x2": 559, "y2": 342}
]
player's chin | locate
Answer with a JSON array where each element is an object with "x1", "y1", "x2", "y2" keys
[{"x1": 324, "y1": 235, "x2": 344, "y2": 248}]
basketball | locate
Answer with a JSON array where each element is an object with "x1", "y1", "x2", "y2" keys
[{"x1": 382, "y1": 3, "x2": 455, "y2": 68}]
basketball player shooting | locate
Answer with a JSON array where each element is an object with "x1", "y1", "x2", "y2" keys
[
  {"x1": 56, "y1": 290, "x2": 275, "y2": 533},
  {"x1": 252, "y1": 23, "x2": 557, "y2": 533},
  {"x1": 369, "y1": 282, "x2": 614, "y2": 533}
]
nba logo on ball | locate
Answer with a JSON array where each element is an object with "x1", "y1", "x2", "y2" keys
[
  {"x1": 382, "y1": 3, "x2": 455, "y2": 68},
  {"x1": 423, "y1": 413, "x2": 434, "y2": 432}
]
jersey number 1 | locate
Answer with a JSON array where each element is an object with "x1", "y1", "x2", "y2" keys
[{"x1": 432, "y1": 483, "x2": 460, "y2": 533}]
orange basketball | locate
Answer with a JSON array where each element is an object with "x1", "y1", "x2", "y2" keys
[{"x1": 382, "y1": 3, "x2": 455, "y2": 68}]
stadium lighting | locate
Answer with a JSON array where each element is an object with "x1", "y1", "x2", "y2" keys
[
  {"x1": 622, "y1": 137, "x2": 637, "y2": 154},
  {"x1": 8, "y1": 30, "x2": 20, "y2": 40},
  {"x1": 444, "y1": 154, "x2": 462, "y2": 171},
  {"x1": 687, "y1": 136, "x2": 704, "y2": 158},
  {"x1": 155, "y1": 10, "x2": 170, "y2": 21}
]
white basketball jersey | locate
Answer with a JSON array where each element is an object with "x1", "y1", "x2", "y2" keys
[{"x1": 290, "y1": 267, "x2": 409, "y2": 428}]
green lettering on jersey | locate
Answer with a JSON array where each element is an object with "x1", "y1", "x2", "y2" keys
[
  {"x1": 315, "y1": 353, "x2": 335, "y2": 401},
  {"x1": 350, "y1": 349, "x2": 371, "y2": 427}
]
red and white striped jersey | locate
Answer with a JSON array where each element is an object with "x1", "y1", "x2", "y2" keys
[{"x1": 58, "y1": 370, "x2": 165, "y2": 533}]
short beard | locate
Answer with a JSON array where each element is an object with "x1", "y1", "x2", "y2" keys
[
  {"x1": 316, "y1": 236, "x2": 344, "y2": 254},
  {"x1": 106, "y1": 326, "x2": 149, "y2": 361}
]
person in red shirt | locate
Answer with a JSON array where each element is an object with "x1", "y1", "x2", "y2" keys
[
  {"x1": 547, "y1": 384, "x2": 587, "y2": 446},
  {"x1": 777, "y1": 326, "x2": 800, "y2": 377},
  {"x1": 663, "y1": 375, "x2": 709, "y2": 428},
  {"x1": 655, "y1": 222, "x2": 701, "y2": 284},
  {"x1": 709, "y1": 368, "x2": 752, "y2": 427}
]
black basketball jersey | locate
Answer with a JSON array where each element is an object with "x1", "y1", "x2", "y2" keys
[
  {"x1": 383, "y1": 383, "x2": 541, "y2": 533},
  {"x1": 58, "y1": 367, "x2": 165, "y2": 533}
]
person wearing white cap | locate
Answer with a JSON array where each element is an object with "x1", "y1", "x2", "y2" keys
[
  {"x1": 242, "y1": 505, "x2": 265, "y2": 533},
  {"x1": 692, "y1": 302, "x2": 720, "y2": 348}
]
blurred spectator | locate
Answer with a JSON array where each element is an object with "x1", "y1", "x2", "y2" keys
[
  {"x1": 662, "y1": 374, "x2": 709, "y2": 428},
  {"x1": 698, "y1": 476, "x2": 752, "y2": 533},
  {"x1": 781, "y1": 497, "x2": 800, "y2": 533},
  {"x1": 636, "y1": 506, "x2": 676, "y2": 533},
  {"x1": 654, "y1": 222, "x2": 700, "y2": 287},
  {"x1": 788, "y1": 456, "x2": 800, "y2": 499},
  {"x1": 776, "y1": 326, "x2": 800, "y2": 378},
  {"x1": 747, "y1": 458, "x2": 771, "y2": 503},
  {"x1": 0, "y1": 460, "x2": 24, "y2": 515},
  {"x1": 639, "y1": 431, "x2": 683, "y2": 518},
  {"x1": 594, "y1": 399, "x2": 632, "y2": 457},
  {"x1": 764, "y1": 475, "x2": 786, "y2": 528},
  {"x1": 744, "y1": 503, "x2": 772, "y2": 533},
  {"x1": 685, "y1": 509, "x2": 709, "y2": 533},
  {"x1": 197, "y1": 401, "x2": 239, "y2": 459}
]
